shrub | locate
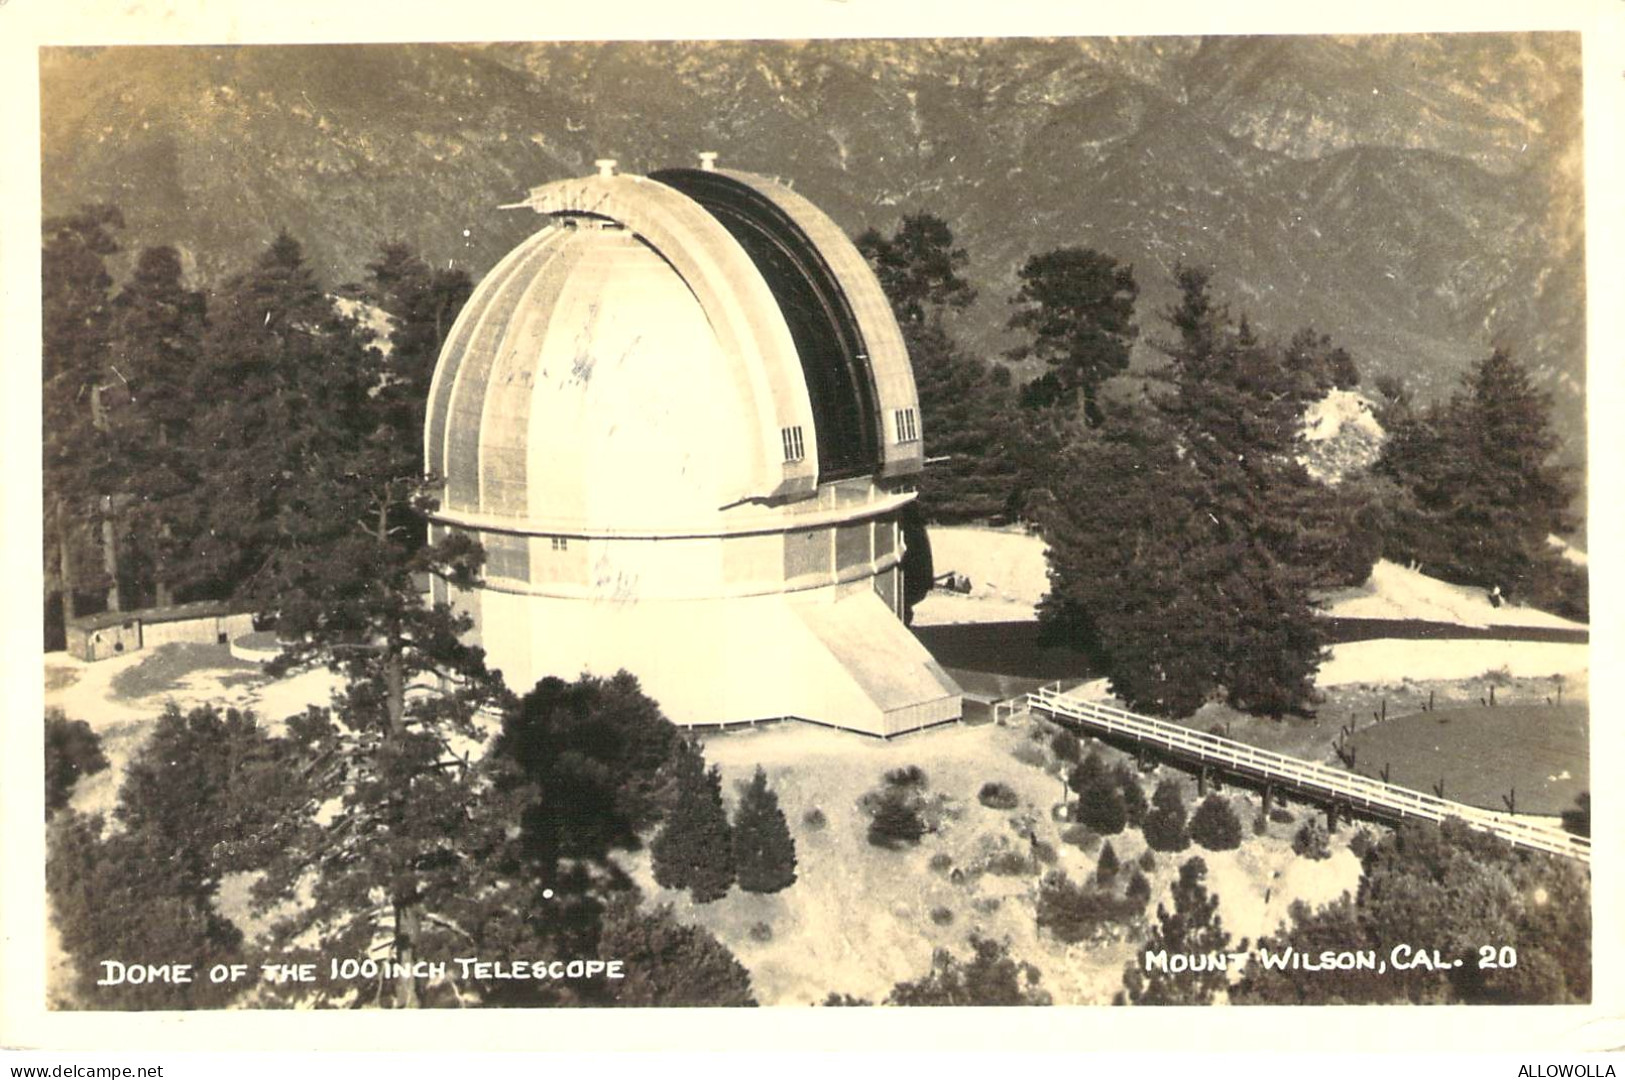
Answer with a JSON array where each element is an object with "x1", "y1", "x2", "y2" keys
[
  {"x1": 732, "y1": 767, "x2": 798, "y2": 893},
  {"x1": 885, "y1": 765, "x2": 928, "y2": 789},
  {"x1": 1189, "y1": 795, "x2": 1243, "y2": 852},
  {"x1": 868, "y1": 789, "x2": 926, "y2": 848},
  {"x1": 1126, "y1": 868, "x2": 1152, "y2": 910},
  {"x1": 985, "y1": 850, "x2": 1031, "y2": 876},
  {"x1": 1010, "y1": 742, "x2": 1047, "y2": 767},
  {"x1": 1142, "y1": 780, "x2": 1190, "y2": 852},
  {"x1": 1032, "y1": 839, "x2": 1059, "y2": 865},
  {"x1": 650, "y1": 744, "x2": 736, "y2": 903},
  {"x1": 1061, "y1": 824, "x2": 1101, "y2": 852},
  {"x1": 1097, "y1": 841, "x2": 1120, "y2": 884},
  {"x1": 930, "y1": 906, "x2": 955, "y2": 927},
  {"x1": 1253, "y1": 814, "x2": 1268, "y2": 837},
  {"x1": 1067, "y1": 751, "x2": 1108, "y2": 796},
  {"x1": 802, "y1": 807, "x2": 827, "y2": 830},
  {"x1": 1036, "y1": 870, "x2": 1140, "y2": 944},
  {"x1": 978, "y1": 781, "x2": 1020, "y2": 810},
  {"x1": 1292, "y1": 819, "x2": 1332, "y2": 860},
  {"x1": 1269, "y1": 807, "x2": 1295, "y2": 824},
  {"x1": 1050, "y1": 730, "x2": 1082, "y2": 763},
  {"x1": 928, "y1": 852, "x2": 954, "y2": 874},
  {"x1": 1113, "y1": 764, "x2": 1148, "y2": 826},
  {"x1": 44, "y1": 712, "x2": 108, "y2": 815},
  {"x1": 1137, "y1": 849, "x2": 1157, "y2": 872},
  {"x1": 1074, "y1": 776, "x2": 1128, "y2": 835},
  {"x1": 748, "y1": 921, "x2": 774, "y2": 943},
  {"x1": 1349, "y1": 827, "x2": 1377, "y2": 860}
]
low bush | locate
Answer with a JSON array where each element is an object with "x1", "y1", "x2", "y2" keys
[
  {"x1": 1125, "y1": 868, "x2": 1152, "y2": 910},
  {"x1": 1074, "y1": 776, "x2": 1128, "y2": 836},
  {"x1": 1253, "y1": 814, "x2": 1268, "y2": 837},
  {"x1": 1137, "y1": 849, "x2": 1157, "y2": 872},
  {"x1": 978, "y1": 781, "x2": 1020, "y2": 810},
  {"x1": 1096, "y1": 841, "x2": 1120, "y2": 884},
  {"x1": 1268, "y1": 807, "x2": 1294, "y2": 824},
  {"x1": 868, "y1": 789, "x2": 926, "y2": 849},
  {"x1": 1010, "y1": 742, "x2": 1047, "y2": 768},
  {"x1": 885, "y1": 765, "x2": 928, "y2": 789},
  {"x1": 1036, "y1": 870, "x2": 1141, "y2": 944},
  {"x1": 1061, "y1": 824, "x2": 1101, "y2": 853},
  {"x1": 1142, "y1": 780, "x2": 1190, "y2": 853},
  {"x1": 985, "y1": 850, "x2": 1031, "y2": 876},
  {"x1": 1349, "y1": 827, "x2": 1377, "y2": 860},
  {"x1": 928, "y1": 852, "x2": 954, "y2": 874},
  {"x1": 1113, "y1": 764, "x2": 1148, "y2": 826},
  {"x1": 1050, "y1": 730, "x2": 1082, "y2": 763},
  {"x1": 930, "y1": 906, "x2": 955, "y2": 927},
  {"x1": 1189, "y1": 795, "x2": 1243, "y2": 852},
  {"x1": 973, "y1": 896, "x2": 1003, "y2": 914},
  {"x1": 748, "y1": 921, "x2": 774, "y2": 943},
  {"x1": 802, "y1": 807, "x2": 827, "y2": 830},
  {"x1": 45, "y1": 712, "x2": 108, "y2": 815},
  {"x1": 1292, "y1": 819, "x2": 1332, "y2": 860},
  {"x1": 1032, "y1": 839, "x2": 1059, "y2": 865}
]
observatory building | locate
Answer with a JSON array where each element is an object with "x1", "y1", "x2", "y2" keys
[{"x1": 423, "y1": 159, "x2": 962, "y2": 737}]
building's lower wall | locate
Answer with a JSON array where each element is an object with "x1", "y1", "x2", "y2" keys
[
  {"x1": 443, "y1": 579, "x2": 960, "y2": 736},
  {"x1": 143, "y1": 612, "x2": 255, "y2": 649}
]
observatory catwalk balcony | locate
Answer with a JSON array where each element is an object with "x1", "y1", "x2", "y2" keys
[{"x1": 423, "y1": 159, "x2": 962, "y2": 736}]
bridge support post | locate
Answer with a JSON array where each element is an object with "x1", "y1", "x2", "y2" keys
[
  {"x1": 1262, "y1": 784, "x2": 1274, "y2": 817},
  {"x1": 1198, "y1": 766, "x2": 1211, "y2": 796},
  {"x1": 1326, "y1": 801, "x2": 1339, "y2": 833}
]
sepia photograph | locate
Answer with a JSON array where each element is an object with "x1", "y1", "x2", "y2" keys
[{"x1": 5, "y1": 0, "x2": 1622, "y2": 1058}]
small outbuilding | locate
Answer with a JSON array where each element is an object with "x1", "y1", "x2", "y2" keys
[{"x1": 65, "y1": 601, "x2": 255, "y2": 662}]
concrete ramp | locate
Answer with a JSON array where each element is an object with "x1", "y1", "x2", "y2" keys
[{"x1": 791, "y1": 592, "x2": 962, "y2": 736}]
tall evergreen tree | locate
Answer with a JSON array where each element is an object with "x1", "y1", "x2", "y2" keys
[
  {"x1": 1122, "y1": 856, "x2": 1234, "y2": 1005},
  {"x1": 1377, "y1": 348, "x2": 1583, "y2": 617},
  {"x1": 108, "y1": 245, "x2": 210, "y2": 605},
  {"x1": 858, "y1": 215, "x2": 1017, "y2": 522},
  {"x1": 597, "y1": 898, "x2": 757, "y2": 1007},
  {"x1": 856, "y1": 212, "x2": 977, "y2": 327},
  {"x1": 650, "y1": 742, "x2": 736, "y2": 903},
  {"x1": 1008, "y1": 248, "x2": 1139, "y2": 426},
  {"x1": 732, "y1": 766, "x2": 798, "y2": 894},
  {"x1": 42, "y1": 205, "x2": 125, "y2": 628},
  {"x1": 1037, "y1": 266, "x2": 1345, "y2": 717}
]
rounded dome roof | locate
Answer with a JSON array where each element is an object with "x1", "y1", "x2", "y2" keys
[{"x1": 425, "y1": 167, "x2": 923, "y2": 538}]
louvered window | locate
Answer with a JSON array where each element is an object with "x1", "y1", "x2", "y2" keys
[
  {"x1": 893, "y1": 407, "x2": 919, "y2": 444},
  {"x1": 781, "y1": 425, "x2": 806, "y2": 463}
]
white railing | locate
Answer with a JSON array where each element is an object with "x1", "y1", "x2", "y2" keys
[{"x1": 1024, "y1": 684, "x2": 1590, "y2": 864}]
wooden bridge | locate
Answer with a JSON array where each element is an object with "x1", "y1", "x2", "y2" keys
[{"x1": 1020, "y1": 684, "x2": 1591, "y2": 865}]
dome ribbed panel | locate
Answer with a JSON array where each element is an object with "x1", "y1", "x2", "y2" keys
[
  {"x1": 442, "y1": 229, "x2": 577, "y2": 513},
  {"x1": 426, "y1": 226, "x2": 564, "y2": 485},
  {"x1": 477, "y1": 234, "x2": 596, "y2": 521}
]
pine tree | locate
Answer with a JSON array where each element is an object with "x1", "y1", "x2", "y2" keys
[
  {"x1": 108, "y1": 245, "x2": 210, "y2": 605},
  {"x1": 855, "y1": 212, "x2": 977, "y2": 327},
  {"x1": 1189, "y1": 794, "x2": 1243, "y2": 851},
  {"x1": 597, "y1": 897, "x2": 757, "y2": 1006},
  {"x1": 1123, "y1": 856, "x2": 1235, "y2": 1005},
  {"x1": 1008, "y1": 248, "x2": 1139, "y2": 426},
  {"x1": 650, "y1": 743, "x2": 736, "y2": 903},
  {"x1": 1142, "y1": 780, "x2": 1190, "y2": 853},
  {"x1": 1097, "y1": 840, "x2": 1121, "y2": 884},
  {"x1": 1037, "y1": 265, "x2": 1337, "y2": 717},
  {"x1": 42, "y1": 205, "x2": 125, "y2": 632},
  {"x1": 732, "y1": 766, "x2": 798, "y2": 894},
  {"x1": 45, "y1": 704, "x2": 284, "y2": 1009},
  {"x1": 858, "y1": 215, "x2": 1018, "y2": 522},
  {"x1": 1377, "y1": 348, "x2": 1583, "y2": 617}
]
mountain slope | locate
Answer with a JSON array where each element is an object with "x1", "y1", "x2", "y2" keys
[{"x1": 39, "y1": 35, "x2": 1585, "y2": 471}]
